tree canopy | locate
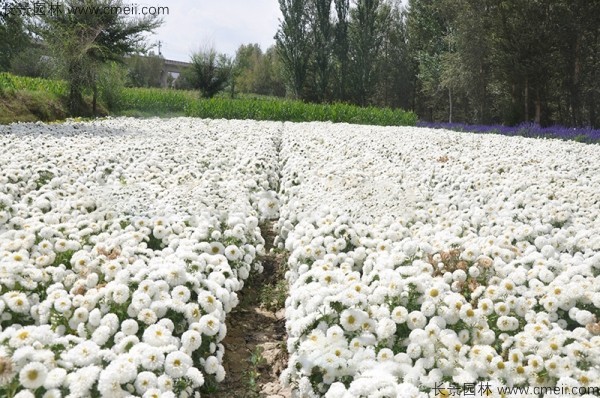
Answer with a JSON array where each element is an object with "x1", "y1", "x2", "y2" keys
[{"x1": 34, "y1": 0, "x2": 162, "y2": 115}]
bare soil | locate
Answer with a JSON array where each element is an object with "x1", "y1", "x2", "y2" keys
[{"x1": 210, "y1": 223, "x2": 291, "y2": 398}]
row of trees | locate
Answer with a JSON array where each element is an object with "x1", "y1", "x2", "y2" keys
[
  {"x1": 408, "y1": 0, "x2": 600, "y2": 127},
  {"x1": 0, "y1": 0, "x2": 162, "y2": 115},
  {"x1": 2, "y1": 0, "x2": 598, "y2": 126},
  {"x1": 173, "y1": 43, "x2": 285, "y2": 98},
  {"x1": 276, "y1": 0, "x2": 412, "y2": 109},
  {"x1": 276, "y1": 0, "x2": 600, "y2": 127},
  {"x1": 0, "y1": 4, "x2": 283, "y2": 104}
]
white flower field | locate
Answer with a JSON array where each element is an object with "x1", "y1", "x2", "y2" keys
[{"x1": 1, "y1": 118, "x2": 599, "y2": 397}]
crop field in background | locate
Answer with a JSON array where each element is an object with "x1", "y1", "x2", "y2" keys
[
  {"x1": 0, "y1": 73, "x2": 416, "y2": 127},
  {"x1": 1, "y1": 118, "x2": 599, "y2": 397}
]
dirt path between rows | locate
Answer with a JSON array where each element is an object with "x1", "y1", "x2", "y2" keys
[{"x1": 211, "y1": 222, "x2": 291, "y2": 398}]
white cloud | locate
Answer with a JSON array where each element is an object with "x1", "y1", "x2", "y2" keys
[{"x1": 150, "y1": 0, "x2": 281, "y2": 61}]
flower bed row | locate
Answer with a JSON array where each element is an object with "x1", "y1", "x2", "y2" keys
[
  {"x1": 275, "y1": 123, "x2": 600, "y2": 397},
  {"x1": 0, "y1": 118, "x2": 281, "y2": 397}
]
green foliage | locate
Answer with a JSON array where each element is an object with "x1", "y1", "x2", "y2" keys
[
  {"x1": 116, "y1": 87, "x2": 196, "y2": 113},
  {"x1": 244, "y1": 346, "x2": 267, "y2": 397},
  {"x1": 347, "y1": 0, "x2": 389, "y2": 106},
  {"x1": 407, "y1": 0, "x2": 600, "y2": 127},
  {"x1": 0, "y1": 72, "x2": 416, "y2": 125},
  {"x1": 0, "y1": 12, "x2": 31, "y2": 72},
  {"x1": 34, "y1": 0, "x2": 162, "y2": 116},
  {"x1": 276, "y1": 0, "x2": 311, "y2": 99},
  {"x1": 184, "y1": 97, "x2": 417, "y2": 126},
  {"x1": 234, "y1": 44, "x2": 286, "y2": 97},
  {"x1": 0, "y1": 72, "x2": 67, "y2": 96},
  {"x1": 259, "y1": 278, "x2": 288, "y2": 312},
  {"x1": 98, "y1": 62, "x2": 128, "y2": 111},
  {"x1": 332, "y1": 0, "x2": 350, "y2": 101},
  {"x1": 189, "y1": 47, "x2": 233, "y2": 98},
  {"x1": 10, "y1": 47, "x2": 55, "y2": 78},
  {"x1": 125, "y1": 53, "x2": 164, "y2": 88},
  {"x1": 309, "y1": 0, "x2": 334, "y2": 101}
]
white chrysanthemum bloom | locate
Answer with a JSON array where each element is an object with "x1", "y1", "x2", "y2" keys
[
  {"x1": 541, "y1": 296, "x2": 559, "y2": 313},
  {"x1": 142, "y1": 388, "x2": 162, "y2": 398},
  {"x1": 53, "y1": 296, "x2": 72, "y2": 313},
  {"x1": 181, "y1": 330, "x2": 202, "y2": 352},
  {"x1": 391, "y1": 306, "x2": 408, "y2": 324},
  {"x1": 111, "y1": 284, "x2": 130, "y2": 305},
  {"x1": 71, "y1": 307, "x2": 89, "y2": 325},
  {"x1": 140, "y1": 346, "x2": 164, "y2": 371},
  {"x1": 137, "y1": 280, "x2": 158, "y2": 298},
  {"x1": 138, "y1": 308, "x2": 158, "y2": 325},
  {"x1": 41, "y1": 388, "x2": 61, "y2": 398},
  {"x1": 497, "y1": 316, "x2": 519, "y2": 332},
  {"x1": 376, "y1": 318, "x2": 397, "y2": 340},
  {"x1": 198, "y1": 314, "x2": 220, "y2": 336},
  {"x1": 184, "y1": 303, "x2": 202, "y2": 323},
  {"x1": 134, "y1": 371, "x2": 158, "y2": 395},
  {"x1": 88, "y1": 308, "x2": 102, "y2": 327},
  {"x1": 13, "y1": 391, "x2": 35, "y2": 398},
  {"x1": 575, "y1": 310, "x2": 595, "y2": 325},
  {"x1": 171, "y1": 285, "x2": 191, "y2": 303},
  {"x1": 406, "y1": 311, "x2": 427, "y2": 330},
  {"x1": 224, "y1": 245, "x2": 242, "y2": 261},
  {"x1": 493, "y1": 302, "x2": 511, "y2": 317},
  {"x1": 143, "y1": 324, "x2": 172, "y2": 347},
  {"x1": 97, "y1": 368, "x2": 126, "y2": 397},
  {"x1": 165, "y1": 351, "x2": 193, "y2": 378},
  {"x1": 8, "y1": 328, "x2": 34, "y2": 349},
  {"x1": 121, "y1": 319, "x2": 139, "y2": 335},
  {"x1": 44, "y1": 367, "x2": 67, "y2": 390},
  {"x1": 258, "y1": 196, "x2": 280, "y2": 218},
  {"x1": 5, "y1": 292, "x2": 30, "y2": 314},
  {"x1": 91, "y1": 325, "x2": 112, "y2": 346},
  {"x1": 66, "y1": 341, "x2": 100, "y2": 367},
  {"x1": 19, "y1": 362, "x2": 48, "y2": 389},
  {"x1": 66, "y1": 365, "x2": 101, "y2": 396},
  {"x1": 215, "y1": 364, "x2": 226, "y2": 382},
  {"x1": 204, "y1": 355, "x2": 220, "y2": 374},
  {"x1": 208, "y1": 241, "x2": 225, "y2": 255},
  {"x1": 186, "y1": 366, "x2": 205, "y2": 387},
  {"x1": 157, "y1": 374, "x2": 174, "y2": 392},
  {"x1": 340, "y1": 309, "x2": 366, "y2": 332}
]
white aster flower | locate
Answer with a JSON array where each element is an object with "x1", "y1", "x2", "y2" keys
[{"x1": 19, "y1": 362, "x2": 48, "y2": 389}]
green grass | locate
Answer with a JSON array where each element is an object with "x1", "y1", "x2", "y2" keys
[{"x1": 0, "y1": 73, "x2": 417, "y2": 126}]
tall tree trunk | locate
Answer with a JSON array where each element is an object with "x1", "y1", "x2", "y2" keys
[
  {"x1": 534, "y1": 88, "x2": 541, "y2": 125},
  {"x1": 571, "y1": 35, "x2": 581, "y2": 125},
  {"x1": 448, "y1": 87, "x2": 453, "y2": 123},
  {"x1": 92, "y1": 82, "x2": 98, "y2": 117},
  {"x1": 524, "y1": 78, "x2": 529, "y2": 122}
]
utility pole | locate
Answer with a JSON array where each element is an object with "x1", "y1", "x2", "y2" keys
[{"x1": 158, "y1": 40, "x2": 162, "y2": 56}]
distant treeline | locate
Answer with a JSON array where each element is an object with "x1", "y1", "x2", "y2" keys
[
  {"x1": 2, "y1": 0, "x2": 598, "y2": 127},
  {"x1": 275, "y1": 0, "x2": 600, "y2": 128}
]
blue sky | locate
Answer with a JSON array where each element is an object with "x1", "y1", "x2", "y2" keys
[{"x1": 149, "y1": 0, "x2": 408, "y2": 62}]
